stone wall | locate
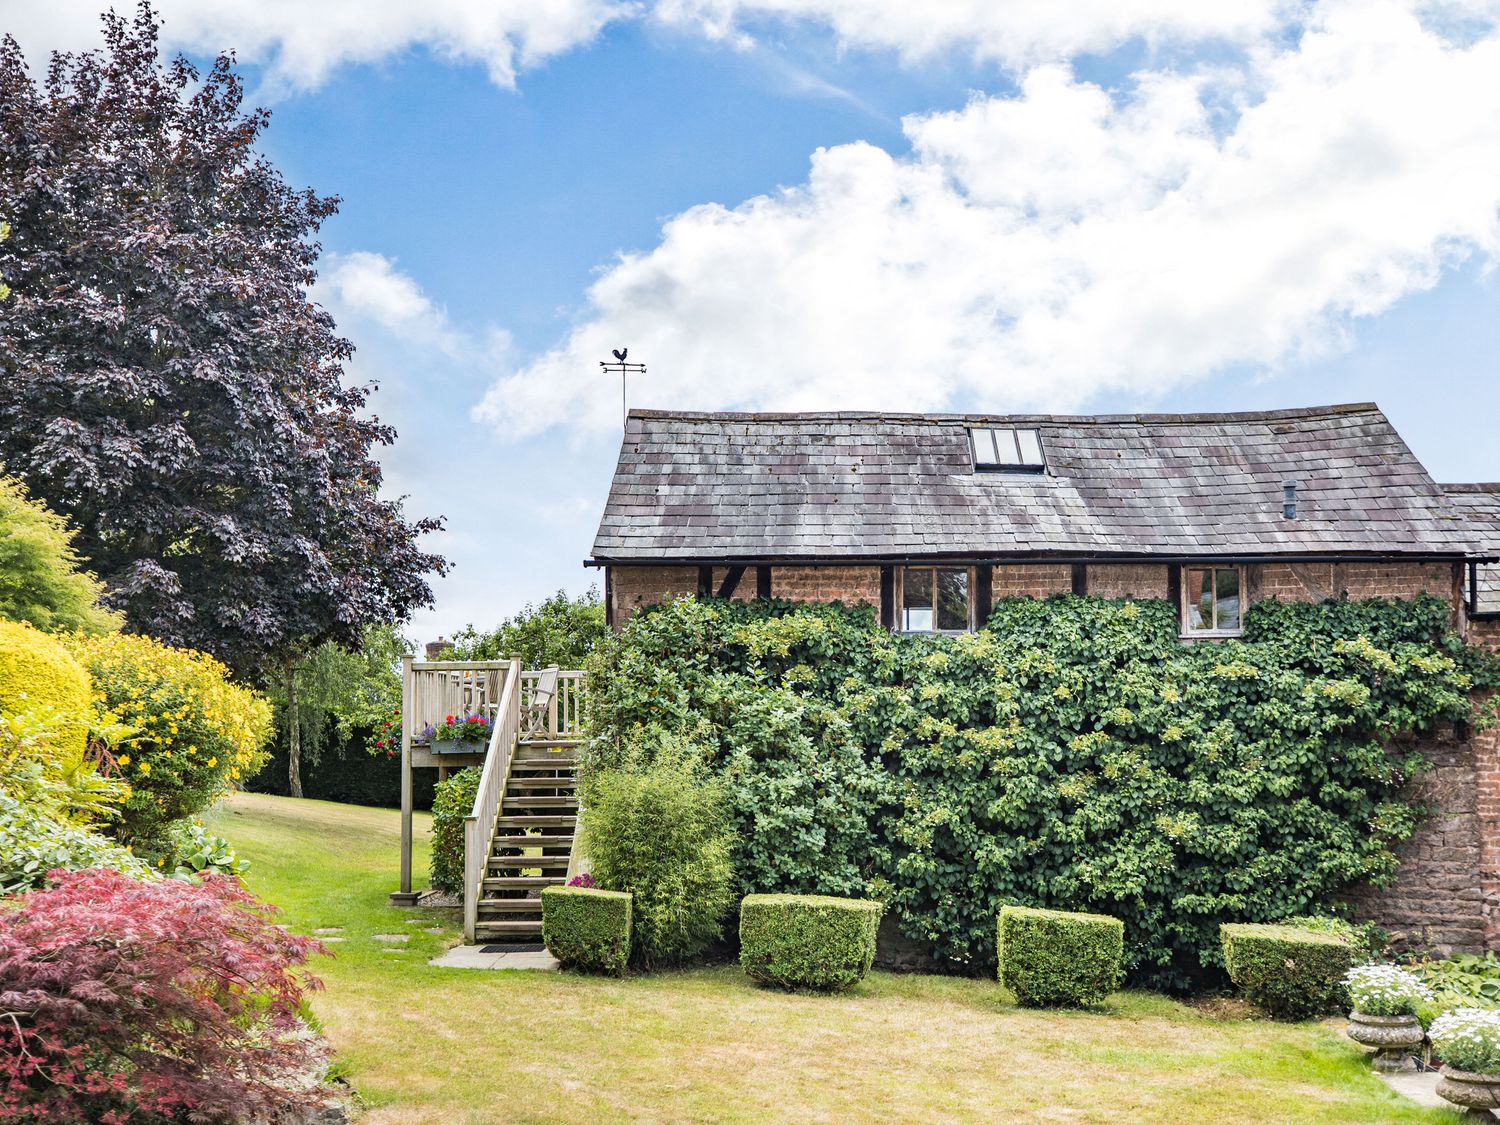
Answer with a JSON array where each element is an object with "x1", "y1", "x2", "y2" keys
[
  {"x1": 992, "y1": 564, "x2": 1072, "y2": 599},
  {"x1": 1248, "y1": 561, "x2": 1455, "y2": 604},
  {"x1": 609, "y1": 565, "x2": 696, "y2": 625},
  {"x1": 771, "y1": 565, "x2": 881, "y2": 606},
  {"x1": 1345, "y1": 730, "x2": 1487, "y2": 953},
  {"x1": 1086, "y1": 564, "x2": 1170, "y2": 600},
  {"x1": 1469, "y1": 618, "x2": 1500, "y2": 949}
]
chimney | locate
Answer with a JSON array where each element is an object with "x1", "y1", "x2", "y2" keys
[
  {"x1": 424, "y1": 637, "x2": 448, "y2": 660},
  {"x1": 1282, "y1": 481, "x2": 1298, "y2": 520}
]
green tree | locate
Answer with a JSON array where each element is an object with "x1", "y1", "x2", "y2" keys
[
  {"x1": 267, "y1": 625, "x2": 409, "y2": 797},
  {"x1": 443, "y1": 587, "x2": 607, "y2": 669},
  {"x1": 0, "y1": 476, "x2": 118, "y2": 634}
]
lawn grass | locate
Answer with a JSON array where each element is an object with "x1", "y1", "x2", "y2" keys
[{"x1": 207, "y1": 793, "x2": 1458, "y2": 1124}]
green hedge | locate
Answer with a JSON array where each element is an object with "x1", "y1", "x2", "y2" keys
[
  {"x1": 997, "y1": 905, "x2": 1124, "y2": 1008},
  {"x1": 1220, "y1": 923, "x2": 1355, "y2": 1020},
  {"x1": 429, "y1": 767, "x2": 480, "y2": 896},
  {"x1": 739, "y1": 893, "x2": 882, "y2": 992},
  {"x1": 542, "y1": 886, "x2": 632, "y2": 975}
]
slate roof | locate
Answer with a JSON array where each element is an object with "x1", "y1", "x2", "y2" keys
[
  {"x1": 1445, "y1": 484, "x2": 1500, "y2": 612},
  {"x1": 591, "y1": 403, "x2": 1486, "y2": 563}
]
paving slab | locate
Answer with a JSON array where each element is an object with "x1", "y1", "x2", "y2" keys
[
  {"x1": 430, "y1": 945, "x2": 559, "y2": 971},
  {"x1": 370, "y1": 933, "x2": 409, "y2": 944},
  {"x1": 1379, "y1": 1070, "x2": 1498, "y2": 1115}
]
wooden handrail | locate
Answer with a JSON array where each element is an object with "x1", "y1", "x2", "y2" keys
[{"x1": 462, "y1": 656, "x2": 522, "y2": 943}]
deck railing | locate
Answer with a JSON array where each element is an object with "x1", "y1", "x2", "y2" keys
[
  {"x1": 520, "y1": 668, "x2": 587, "y2": 740},
  {"x1": 462, "y1": 657, "x2": 522, "y2": 942},
  {"x1": 406, "y1": 660, "x2": 511, "y2": 737}
]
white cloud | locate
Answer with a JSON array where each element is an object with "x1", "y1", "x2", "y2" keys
[
  {"x1": 6, "y1": 0, "x2": 629, "y2": 91},
  {"x1": 319, "y1": 251, "x2": 510, "y2": 364},
  {"x1": 477, "y1": 0, "x2": 1500, "y2": 435},
  {"x1": 651, "y1": 0, "x2": 1291, "y2": 67}
]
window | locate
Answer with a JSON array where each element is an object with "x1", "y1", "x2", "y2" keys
[
  {"x1": 901, "y1": 567, "x2": 971, "y2": 632},
  {"x1": 970, "y1": 427, "x2": 1045, "y2": 472},
  {"x1": 1182, "y1": 567, "x2": 1243, "y2": 636}
]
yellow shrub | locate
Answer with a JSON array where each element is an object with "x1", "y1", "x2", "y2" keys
[
  {"x1": 0, "y1": 620, "x2": 90, "y2": 755},
  {"x1": 62, "y1": 631, "x2": 272, "y2": 846}
]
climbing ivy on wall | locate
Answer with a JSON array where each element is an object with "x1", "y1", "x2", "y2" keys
[{"x1": 585, "y1": 592, "x2": 1494, "y2": 990}]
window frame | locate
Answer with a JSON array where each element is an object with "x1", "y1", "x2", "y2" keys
[
  {"x1": 896, "y1": 565, "x2": 976, "y2": 634},
  {"x1": 968, "y1": 427, "x2": 1046, "y2": 474},
  {"x1": 1179, "y1": 564, "x2": 1246, "y2": 639}
]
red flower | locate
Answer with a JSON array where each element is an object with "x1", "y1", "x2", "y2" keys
[{"x1": 445, "y1": 715, "x2": 455, "y2": 724}]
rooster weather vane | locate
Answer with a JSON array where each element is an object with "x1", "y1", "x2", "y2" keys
[{"x1": 600, "y1": 347, "x2": 647, "y2": 427}]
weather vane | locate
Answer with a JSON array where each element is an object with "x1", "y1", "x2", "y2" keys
[{"x1": 600, "y1": 347, "x2": 646, "y2": 427}]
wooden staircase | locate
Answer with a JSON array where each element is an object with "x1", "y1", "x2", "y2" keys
[{"x1": 473, "y1": 739, "x2": 580, "y2": 944}]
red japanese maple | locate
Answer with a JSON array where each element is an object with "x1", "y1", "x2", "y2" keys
[{"x1": 0, "y1": 868, "x2": 334, "y2": 1123}]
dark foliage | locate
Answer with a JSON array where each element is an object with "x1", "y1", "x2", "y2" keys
[{"x1": 0, "y1": 6, "x2": 446, "y2": 680}]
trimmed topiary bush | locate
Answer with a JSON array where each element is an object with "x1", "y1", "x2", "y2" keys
[
  {"x1": 0, "y1": 619, "x2": 91, "y2": 756},
  {"x1": 739, "y1": 893, "x2": 882, "y2": 992},
  {"x1": 1220, "y1": 922, "x2": 1355, "y2": 1020},
  {"x1": 542, "y1": 886, "x2": 632, "y2": 975},
  {"x1": 997, "y1": 905, "x2": 1124, "y2": 1008}
]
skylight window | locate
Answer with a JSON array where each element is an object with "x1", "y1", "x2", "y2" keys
[{"x1": 970, "y1": 427, "x2": 1045, "y2": 471}]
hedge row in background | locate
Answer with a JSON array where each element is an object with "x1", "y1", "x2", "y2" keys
[
  {"x1": 740, "y1": 893, "x2": 882, "y2": 992},
  {"x1": 585, "y1": 593, "x2": 1491, "y2": 990},
  {"x1": 1221, "y1": 923, "x2": 1356, "y2": 1020},
  {"x1": 998, "y1": 906, "x2": 1124, "y2": 1008},
  {"x1": 542, "y1": 886, "x2": 632, "y2": 975}
]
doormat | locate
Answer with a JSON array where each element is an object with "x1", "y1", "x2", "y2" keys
[{"x1": 480, "y1": 943, "x2": 546, "y2": 953}]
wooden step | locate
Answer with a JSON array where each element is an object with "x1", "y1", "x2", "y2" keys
[
  {"x1": 514, "y1": 746, "x2": 580, "y2": 763},
  {"x1": 476, "y1": 898, "x2": 544, "y2": 913},
  {"x1": 482, "y1": 875, "x2": 566, "y2": 890},
  {"x1": 488, "y1": 854, "x2": 570, "y2": 870},
  {"x1": 502, "y1": 796, "x2": 578, "y2": 809},
  {"x1": 518, "y1": 738, "x2": 584, "y2": 750},
  {"x1": 505, "y1": 776, "x2": 581, "y2": 791},
  {"x1": 495, "y1": 816, "x2": 577, "y2": 830},
  {"x1": 474, "y1": 920, "x2": 543, "y2": 938},
  {"x1": 509, "y1": 761, "x2": 577, "y2": 774},
  {"x1": 491, "y1": 833, "x2": 575, "y2": 850}
]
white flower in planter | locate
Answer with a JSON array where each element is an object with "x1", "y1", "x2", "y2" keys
[{"x1": 1344, "y1": 964, "x2": 1432, "y2": 1017}]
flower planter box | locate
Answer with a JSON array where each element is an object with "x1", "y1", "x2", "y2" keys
[{"x1": 431, "y1": 739, "x2": 487, "y2": 755}]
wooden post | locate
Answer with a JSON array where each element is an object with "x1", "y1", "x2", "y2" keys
[{"x1": 391, "y1": 653, "x2": 419, "y2": 906}]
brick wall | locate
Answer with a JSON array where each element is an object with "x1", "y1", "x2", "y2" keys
[
  {"x1": 772, "y1": 565, "x2": 881, "y2": 606},
  {"x1": 610, "y1": 565, "x2": 697, "y2": 625},
  {"x1": 1086, "y1": 564, "x2": 1170, "y2": 600},
  {"x1": 1345, "y1": 731, "x2": 1488, "y2": 953},
  {"x1": 992, "y1": 564, "x2": 1072, "y2": 599},
  {"x1": 1470, "y1": 618, "x2": 1500, "y2": 949},
  {"x1": 1249, "y1": 562, "x2": 1454, "y2": 603}
]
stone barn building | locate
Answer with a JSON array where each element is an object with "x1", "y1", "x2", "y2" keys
[{"x1": 588, "y1": 403, "x2": 1500, "y2": 952}]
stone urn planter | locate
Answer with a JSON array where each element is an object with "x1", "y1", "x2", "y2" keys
[
  {"x1": 1346, "y1": 1012, "x2": 1425, "y2": 1071},
  {"x1": 1436, "y1": 1067, "x2": 1500, "y2": 1113}
]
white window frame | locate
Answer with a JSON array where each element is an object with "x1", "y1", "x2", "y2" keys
[
  {"x1": 1179, "y1": 565, "x2": 1246, "y2": 639},
  {"x1": 897, "y1": 566, "x2": 975, "y2": 634}
]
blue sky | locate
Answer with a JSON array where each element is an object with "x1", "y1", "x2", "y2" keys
[{"x1": 13, "y1": 2, "x2": 1500, "y2": 643}]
